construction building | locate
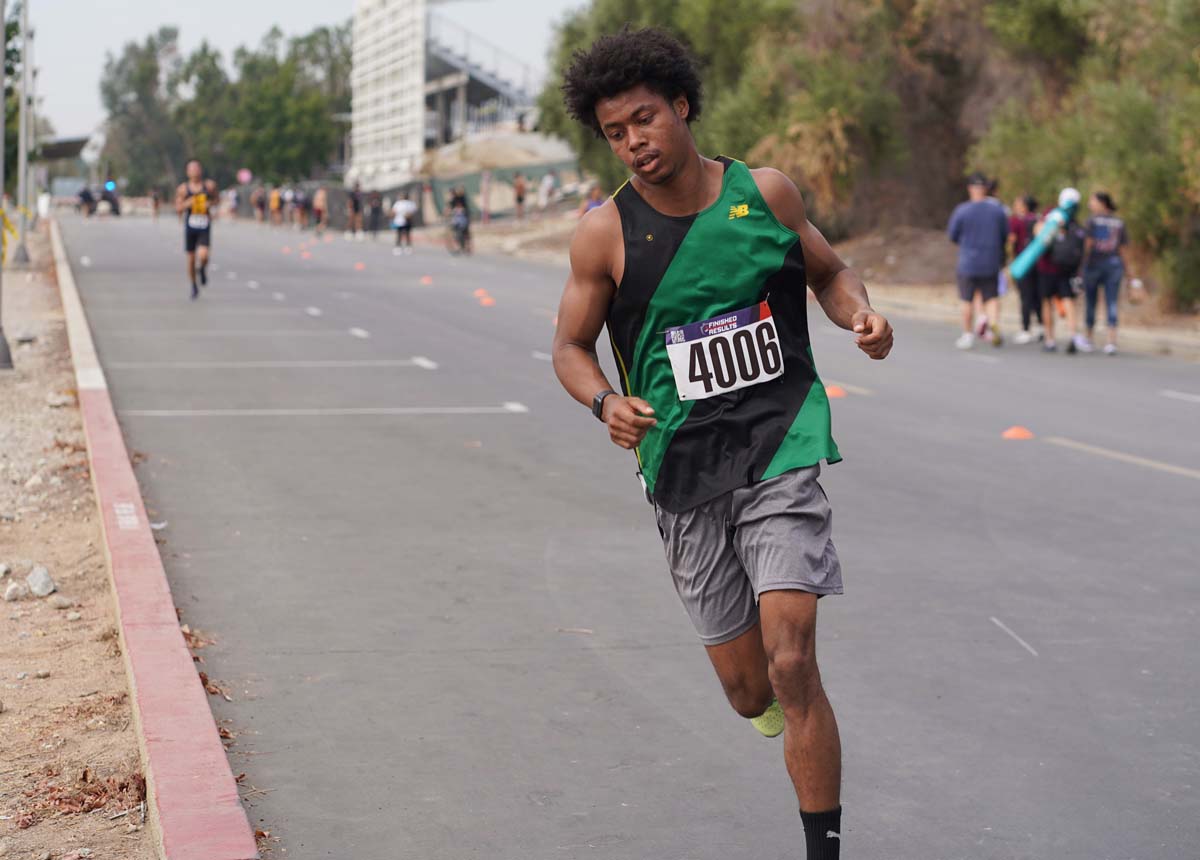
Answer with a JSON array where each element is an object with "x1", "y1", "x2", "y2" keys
[{"x1": 348, "y1": 0, "x2": 537, "y2": 190}]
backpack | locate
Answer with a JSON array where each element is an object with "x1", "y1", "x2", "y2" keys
[{"x1": 1050, "y1": 221, "x2": 1086, "y2": 270}]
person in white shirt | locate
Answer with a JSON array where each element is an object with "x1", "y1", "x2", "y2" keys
[{"x1": 391, "y1": 190, "x2": 418, "y2": 255}]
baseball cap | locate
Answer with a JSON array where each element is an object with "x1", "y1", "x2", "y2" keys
[{"x1": 967, "y1": 172, "x2": 989, "y2": 186}]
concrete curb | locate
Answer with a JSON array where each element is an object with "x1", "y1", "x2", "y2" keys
[
  {"x1": 49, "y1": 220, "x2": 259, "y2": 860},
  {"x1": 868, "y1": 293, "x2": 1200, "y2": 361}
]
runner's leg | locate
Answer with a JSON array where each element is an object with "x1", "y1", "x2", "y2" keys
[
  {"x1": 197, "y1": 244, "x2": 210, "y2": 285},
  {"x1": 703, "y1": 623, "x2": 774, "y2": 718},
  {"x1": 759, "y1": 591, "x2": 841, "y2": 813}
]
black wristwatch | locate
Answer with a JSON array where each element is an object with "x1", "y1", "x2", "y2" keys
[{"x1": 592, "y1": 388, "x2": 616, "y2": 421}]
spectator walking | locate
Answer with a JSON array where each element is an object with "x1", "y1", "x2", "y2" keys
[
  {"x1": 391, "y1": 190, "x2": 418, "y2": 255},
  {"x1": 346, "y1": 182, "x2": 364, "y2": 240},
  {"x1": 367, "y1": 191, "x2": 384, "y2": 239},
  {"x1": 1035, "y1": 187, "x2": 1086, "y2": 353},
  {"x1": 1081, "y1": 191, "x2": 1135, "y2": 355},
  {"x1": 513, "y1": 172, "x2": 528, "y2": 221},
  {"x1": 577, "y1": 183, "x2": 606, "y2": 217},
  {"x1": 537, "y1": 170, "x2": 558, "y2": 215},
  {"x1": 948, "y1": 172, "x2": 1008, "y2": 349},
  {"x1": 1008, "y1": 195, "x2": 1041, "y2": 344},
  {"x1": 251, "y1": 185, "x2": 267, "y2": 223},
  {"x1": 312, "y1": 186, "x2": 328, "y2": 234}
]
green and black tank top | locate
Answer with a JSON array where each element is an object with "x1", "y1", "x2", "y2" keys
[{"x1": 607, "y1": 156, "x2": 840, "y2": 513}]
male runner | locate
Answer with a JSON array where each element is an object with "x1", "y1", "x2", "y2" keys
[
  {"x1": 175, "y1": 159, "x2": 218, "y2": 300},
  {"x1": 552, "y1": 28, "x2": 892, "y2": 859}
]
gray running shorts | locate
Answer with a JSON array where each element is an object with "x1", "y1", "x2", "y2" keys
[{"x1": 654, "y1": 466, "x2": 842, "y2": 646}]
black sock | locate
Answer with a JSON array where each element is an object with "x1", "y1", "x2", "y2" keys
[{"x1": 800, "y1": 806, "x2": 841, "y2": 860}]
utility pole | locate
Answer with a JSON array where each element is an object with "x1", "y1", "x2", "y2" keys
[
  {"x1": 11, "y1": 0, "x2": 27, "y2": 264},
  {"x1": 0, "y1": 0, "x2": 13, "y2": 371}
]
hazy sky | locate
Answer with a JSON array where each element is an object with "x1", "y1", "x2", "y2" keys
[{"x1": 33, "y1": 0, "x2": 584, "y2": 139}]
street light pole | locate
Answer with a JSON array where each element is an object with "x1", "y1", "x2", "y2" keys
[
  {"x1": 11, "y1": 0, "x2": 27, "y2": 264},
  {"x1": 0, "y1": 0, "x2": 13, "y2": 371}
]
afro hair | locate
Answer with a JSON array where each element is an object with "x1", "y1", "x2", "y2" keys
[{"x1": 561, "y1": 26, "x2": 703, "y2": 138}]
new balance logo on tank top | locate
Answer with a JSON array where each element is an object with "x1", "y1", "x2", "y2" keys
[{"x1": 607, "y1": 156, "x2": 840, "y2": 513}]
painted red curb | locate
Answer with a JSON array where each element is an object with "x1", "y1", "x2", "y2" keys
[{"x1": 51, "y1": 221, "x2": 259, "y2": 860}]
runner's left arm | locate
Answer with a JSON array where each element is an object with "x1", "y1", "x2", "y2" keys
[{"x1": 753, "y1": 168, "x2": 893, "y2": 361}]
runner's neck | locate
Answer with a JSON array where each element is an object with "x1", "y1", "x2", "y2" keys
[{"x1": 631, "y1": 153, "x2": 722, "y2": 218}]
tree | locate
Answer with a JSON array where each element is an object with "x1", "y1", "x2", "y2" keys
[
  {"x1": 288, "y1": 22, "x2": 352, "y2": 115},
  {"x1": 98, "y1": 22, "x2": 347, "y2": 192},
  {"x1": 98, "y1": 27, "x2": 185, "y2": 193},
  {"x1": 169, "y1": 41, "x2": 233, "y2": 186},
  {"x1": 222, "y1": 30, "x2": 337, "y2": 184}
]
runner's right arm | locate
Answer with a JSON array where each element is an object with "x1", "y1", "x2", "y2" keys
[
  {"x1": 552, "y1": 207, "x2": 657, "y2": 450},
  {"x1": 174, "y1": 184, "x2": 190, "y2": 215}
]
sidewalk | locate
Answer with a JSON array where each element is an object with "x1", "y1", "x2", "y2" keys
[{"x1": 864, "y1": 282, "x2": 1200, "y2": 361}]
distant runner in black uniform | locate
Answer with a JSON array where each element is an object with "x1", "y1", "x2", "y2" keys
[
  {"x1": 552, "y1": 29, "x2": 893, "y2": 860},
  {"x1": 175, "y1": 159, "x2": 218, "y2": 300}
]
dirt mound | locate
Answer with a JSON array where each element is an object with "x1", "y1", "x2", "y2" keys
[{"x1": 833, "y1": 226, "x2": 956, "y2": 286}]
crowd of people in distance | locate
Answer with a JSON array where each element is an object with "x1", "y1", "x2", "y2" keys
[{"x1": 948, "y1": 173, "x2": 1140, "y2": 355}]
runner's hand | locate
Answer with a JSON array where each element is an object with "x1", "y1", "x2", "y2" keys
[
  {"x1": 602, "y1": 396, "x2": 656, "y2": 449},
  {"x1": 851, "y1": 309, "x2": 893, "y2": 360}
]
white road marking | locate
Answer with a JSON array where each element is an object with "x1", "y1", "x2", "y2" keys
[
  {"x1": 349, "y1": 327, "x2": 370, "y2": 339},
  {"x1": 964, "y1": 353, "x2": 1001, "y2": 364},
  {"x1": 113, "y1": 502, "x2": 139, "y2": 531},
  {"x1": 89, "y1": 307, "x2": 300, "y2": 316},
  {"x1": 1161, "y1": 389, "x2": 1200, "y2": 404},
  {"x1": 226, "y1": 271, "x2": 238, "y2": 279},
  {"x1": 1044, "y1": 436, "x2": 1200, "y2": 481},
  {"x1": 990, "y1": 616, "x2": 1039, "y2": 657},
  {"x1": 107, "y1": 359, "x2": 433, "y2": 369},
  {"x1": 122, "y1": 404, "x2": 531, "y2": 418},
  {"x1": 305, "y1": 306, "x2": 323, "y2": 317},
  {"x1": 531, "y1": 351, "x2": 553, "y2": 361},
  {"x1": 80, "y1": 255, "x2": 92, "y2": 267},
  {"x1": 247, "y1": 280, "x2": 260, "y2": 289},
  {"x1": 272, "y1": 291, "x2": 286, "y2": 301},
  {"x1": 824, "y1": 379, "x2": 873, "y2": 396},
  {"x1": 105, "y1": 330, "x2": 348, "y2": 337}
]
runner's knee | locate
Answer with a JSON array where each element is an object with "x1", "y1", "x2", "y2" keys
[
  {"x1": 767, "y1": 646, "x2": 820, "y2": 706},
  {"x1": 720, "y1": 672, "x2": 774, "y2": 718}
]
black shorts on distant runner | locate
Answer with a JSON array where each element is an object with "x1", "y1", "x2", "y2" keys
[
  {"x1": 1036, "y1": 270, "x2": 1072, "y2": 302},
  {"x1": 956, "y1": 273, "x2": 999, "y2": 302},
  {"x1": 185, "y1": 227, "x2": 211, "y2": 253}
]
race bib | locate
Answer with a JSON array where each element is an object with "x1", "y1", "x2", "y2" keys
[
  {"x1": 187, "y1": 213, "x2": 210, "y2": 230},
  {"x1": 665, "y1": 301, "x2": 784, "y2": 401}
]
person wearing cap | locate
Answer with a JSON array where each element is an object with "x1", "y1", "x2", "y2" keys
[{"x1": 948, "y1": 172, "x2": 1009, "y2": 349}]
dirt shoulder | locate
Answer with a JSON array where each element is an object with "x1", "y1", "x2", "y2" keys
[{"x1": 0, "y1": 226, "x2": 155, "y2": 860}]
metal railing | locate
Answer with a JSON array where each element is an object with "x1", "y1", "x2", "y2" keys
[{"x1": 425, "y1": 11, "x2": 538, "y2": 102}]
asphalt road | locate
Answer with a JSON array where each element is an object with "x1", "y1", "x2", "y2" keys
[{"x1": 60, "y1": 214, "x2": 1200, "y2": 860}]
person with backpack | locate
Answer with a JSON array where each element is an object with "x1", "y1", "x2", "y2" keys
[
  {"x1": 1035, "y1": 187, "x2": 1087, "y2": 353},
  {"x1": 1080, "y1": 191, "x2": 1136, "y2": 355}
]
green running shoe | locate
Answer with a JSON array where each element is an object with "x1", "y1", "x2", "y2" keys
[{"x1": 749, "y1": 699, "x2": 784, "y2": 738}]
